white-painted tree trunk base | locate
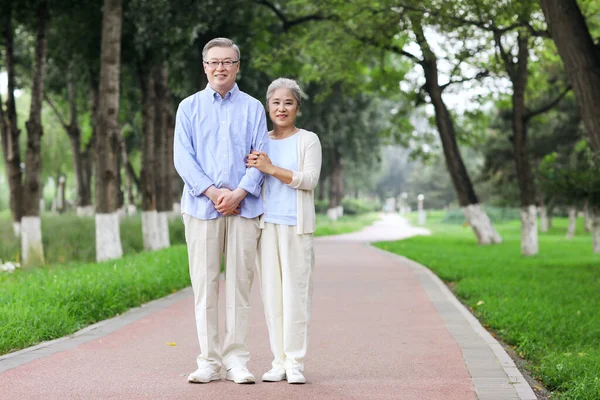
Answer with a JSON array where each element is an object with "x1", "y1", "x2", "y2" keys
[
  {"x1": 593, "y1": 213, "x2": 599, "y2": 253},
  {"x1": 117, "y1": 207, "x2": 127, "y2": 220},
  {"x1": 418, "y1": 210, "x2": 426, "y2": 225},
  {"x1": 520, "y1": 205, "x2": 538, "y2": 256},
  {"x1": 169, "y1": 202, "x2": 181, "y2": 219},
  {"x1": 76, "y1": 206, "x2": 95, "y2": 217},
  {"x1": 13, "y1": 222, "x2": 21, "y2": 237},
  {"x1": 566, "y1": 206, "x2": 576, "y2": 239},
  {"x1": 336, "y1": 206, "x2": 344, "y2": 218},
  {"x1": 157, "y1": 211, "x2": 171, "y2": 248},
  {"x1": 96, "y1": 213, "x2": 123, "y2": 262},
  {"x1": 21, "y1": 216, "x2": 45, "y2": 266},
  {"x1": 327, "y1": 208, "x2": 338, "y2": 221},
  {"x1": 126, "y1": 204, "x2": 137, "y2": 216},
  {"x1": 539, "y1": 206, "x2": 548, "y2": 233},
  {"x1": 142, "y1": 210, "x2": 162, "y2": 251},
  {"x1": 461, "y1": 204, "x2": 502, "y2": 245}
]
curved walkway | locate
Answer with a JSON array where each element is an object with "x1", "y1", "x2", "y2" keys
[{"x1": 0, "y1": 214, "x2": 536, "y2": 399}]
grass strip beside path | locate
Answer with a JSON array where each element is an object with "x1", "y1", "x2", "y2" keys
[
  {"x1": 0, "y1": 246, "x2": 190, "y2": 355},
  {"x1": 375, "y1": 212, "x2": 600, "y2": 399}
]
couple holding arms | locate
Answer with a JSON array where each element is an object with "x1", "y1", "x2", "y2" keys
[{"x1": 174, "y1": 37, "x2": 322, "y2": 385}]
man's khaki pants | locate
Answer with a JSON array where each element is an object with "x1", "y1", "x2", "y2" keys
[
  {"x1": 183, "y1": 214, "x2": 260, "y2": 370},
  {"x1": 257, "y1": 222, "x2": 315, "y2": 371}
]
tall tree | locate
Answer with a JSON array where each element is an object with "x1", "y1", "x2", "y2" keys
[
  {"x1": 154, "y1": 64, "x2": 170, "y2": 247},
  {"x1": 138, "y1": 65, "x2": 160, "y2": 250},
  {"x1": 0, "y1": 2, "x2": 23, "y2": 237},
  {"x1": 21, "y1": 0, "x2": 50, "y2": 265},
  {"x1": 95, "y1": 0, "x2": 124, "y2": 262},
  {"x1": 44, "y1": 1, "x2": 102, "y2": 217},
  {"x1": 540, "y1": 0, "x2": 600, "y2": 153}
]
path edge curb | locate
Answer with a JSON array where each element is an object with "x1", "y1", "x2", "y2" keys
[{"x1": 368, "y1": 244, "x2": 537, "y2": 400}]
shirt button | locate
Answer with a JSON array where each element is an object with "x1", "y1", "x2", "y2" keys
[{"x1": 222, "y1": 120, "x2": 226, "y2": 124}]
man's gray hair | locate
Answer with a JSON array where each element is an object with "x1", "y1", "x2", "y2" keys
[
  {"x1": 266, "y1": 78, "x2": 303, "y2": 106},
  {"x1": 202, "y1": 37, "x2": 240, "y2": 61}
]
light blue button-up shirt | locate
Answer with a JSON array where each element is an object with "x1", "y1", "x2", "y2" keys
[{"x1": 174, "y1": 84, "x2": 268, "y2": 220}]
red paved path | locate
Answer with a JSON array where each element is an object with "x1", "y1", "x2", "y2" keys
[{"x1": 0, "y1": 225, "x2": 476, "y2": 399}]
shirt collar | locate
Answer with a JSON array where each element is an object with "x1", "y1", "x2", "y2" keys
[{"x1": 205, "y1": 83, "x2": 239, "y2": 103}]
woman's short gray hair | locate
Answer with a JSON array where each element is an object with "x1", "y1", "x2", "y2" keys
[
  {"x1": 266, "y1": 78, "x2": 303, "y2": 106},
  {"x1": 202, "y1": 37, "x2": 240, "y2": 61}
]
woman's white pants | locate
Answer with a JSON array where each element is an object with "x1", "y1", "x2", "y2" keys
[{"x1": 257, "y1": 222, "x2": 315, "y2": 370}]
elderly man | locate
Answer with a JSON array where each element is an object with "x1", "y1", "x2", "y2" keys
[{"x1": 174, "y1": 37, "x2": 268, "y2": 384}]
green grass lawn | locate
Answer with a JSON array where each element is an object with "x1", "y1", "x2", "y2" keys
[
  {"x1": 0, "y1": 211, "x2": 379, "y2": 356},
  {"x1": 314, "y1": 212, "x2": 380, "y2": 237},
  {"x1": 375, "y1": 211, "x2": 600, "y2": 399}
]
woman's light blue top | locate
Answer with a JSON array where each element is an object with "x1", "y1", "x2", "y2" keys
[{"x1": 264, "y1": 133, "x2": 299, "y2": 226}]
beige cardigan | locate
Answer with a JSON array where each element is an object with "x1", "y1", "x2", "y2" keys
[{"x1": 259, "y1": 129, "x2": 322, "y2": 234}]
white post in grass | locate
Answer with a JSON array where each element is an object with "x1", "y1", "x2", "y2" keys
[
  {"x1": 418, "y1": 194, "x2": 426, "y2": 225},
  {"x1": 400, "y1": 192, "x2": 408, "y2": 215}
]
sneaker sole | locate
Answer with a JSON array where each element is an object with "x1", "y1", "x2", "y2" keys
[
  {"x1": 188, "y1": 373, "x2": 221, "y2": 383},
  {"x1": 262, "y1": 376, "x2": 286, "y2": 382},
  {"x1": 226, "y1": 377, "x2": 256, "y2": 384}
]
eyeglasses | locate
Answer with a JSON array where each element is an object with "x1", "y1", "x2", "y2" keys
[{"x1": 203, "y1": 60, "x2": 239, "y2": 69}]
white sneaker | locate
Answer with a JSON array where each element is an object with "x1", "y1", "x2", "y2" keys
[
  {"x1": 286, "y1": 368, "x2": 306, "y2": 384},
  {"x1": 262, "y1": 368, "x2": 286, "y2": 382},
  {"x1": 188, "y1": 365, "x2": 221, "y2": 383},
  {"x1": 226, "y1": 366, "x2": 256, "y2": 384}
]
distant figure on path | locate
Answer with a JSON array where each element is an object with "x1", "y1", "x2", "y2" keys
[
  {"x1": 247, "y1": 78, "x2": 322, "y2": 384},
  {"x1": 174, "y1": 37, "x2": 268, "y2": 384}
]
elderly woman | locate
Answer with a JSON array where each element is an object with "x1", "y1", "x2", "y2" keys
[{"x1": 246, "y1": 78, "x2": 322, "y2": 384}]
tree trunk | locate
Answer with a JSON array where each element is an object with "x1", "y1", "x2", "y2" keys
[
  {"x1": 540, "y1": 0, "x2": 600, "y2": 152},
  {"x1": 120, "y1": 139, "x2": 136, "y2": 215},
  {"x1": 317, "y1": 175, "x2": 326, "y2": 202},
  {"x1": 540, "y1": 204, "x2": 548, "y2": 233},
  {"x1": 22, "y1": 0, "x2": 49, "y2": 266},
  {"x1": 57, "y1": 176, "x2": 66, "y2": 213},
  {"x1": 509, "y1": 33, "x2": 538, "y2": 256},
  {"x1": 139, "y1": 66, "x2": 160, "y2": 251},
  {"x1": 592, "y1": 209, "x2": 599, "y2": 253},
  {"x1": 166, "y1": 96, "x2": 181, "y2": 215},
  {"x1": 566, "y1": 206, "x2": 576, "y2": 239},
  {"x1": 411, "y1": 16, "x2": 501, "y2": 245},
  {"x1": 154, "y1": 64, "x2": 170, "y2": 247},
  {"x1": 95, "y1": 0, "x2": 124, "y2": 262},
  {"x1": 2, "y1": 9, "x2": 23, "y2": 237},
  {"x1": 76, "y1": 79, "x2": 97, "y2": 217},
  {"x1": 584, "y1": 199, "x2": 592, "y2": 232},
  {"x1": 328, "y1": 149, "x2": 344, "y2": 220}
]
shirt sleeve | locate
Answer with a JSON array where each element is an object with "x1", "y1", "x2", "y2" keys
[
  {"x1": 173, "y1": 102, "x2": 214, "y2": 197},
  {"x1": 237, "y1": 104, "x2": 268, "y2": 197},
  {"x1": 288, "y1": 133, "x2": 322, "y2": 191}
]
